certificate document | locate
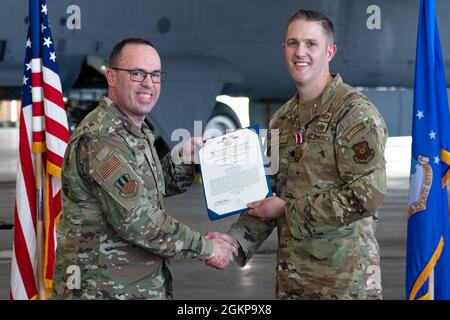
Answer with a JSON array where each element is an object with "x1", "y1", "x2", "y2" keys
[{"x1": 199, "y1": 126, "x2": 272, "y2": 221}]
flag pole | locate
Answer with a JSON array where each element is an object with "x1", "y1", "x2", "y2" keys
[
  {"x1": 35, "y1": 152, "x2": 46, "y2": 300},
  {"x1": 29, "y1": 0, "x2": 46, "y2": 301},
  {"x1": 448, "y1": 179, "x2": 450, "y2": 216},
  {"x1": 428, "y1": 269, "x2": 434, "y2": 300}
]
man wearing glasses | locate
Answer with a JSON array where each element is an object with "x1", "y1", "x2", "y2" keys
[{"x1": 52, "y1": 38, "x2": 238, "y2": 300}]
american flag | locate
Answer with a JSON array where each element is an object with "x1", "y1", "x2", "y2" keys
[{"x1": 10, "y1": 0, "x2": 70, "y2": 300}]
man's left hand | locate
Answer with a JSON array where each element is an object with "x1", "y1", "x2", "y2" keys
[{"x1": 182, "y1": 137, "x2": 204, "y2": 164}]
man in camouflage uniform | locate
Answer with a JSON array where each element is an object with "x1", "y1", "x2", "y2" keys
[
  {"x1": 52, "y1": 38, "x2": 237, "y2": 300},
  {"x1": 209, "y1": 9, "x2": 387, "y2": 299}
]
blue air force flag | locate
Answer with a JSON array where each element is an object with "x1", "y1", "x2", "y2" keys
[{"x1": 406, "y1": 0, "x2": 450, "y2": 300}]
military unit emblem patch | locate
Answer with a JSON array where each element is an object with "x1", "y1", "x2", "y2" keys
[
  {"x1": 352, "y1": 141, "x2": 375, "y2": 163},
  {"x1": 115, "y1": 174, "x2": 138, "y2": 198}
]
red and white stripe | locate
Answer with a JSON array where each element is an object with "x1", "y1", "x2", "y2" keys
[
  {"x1": 294, "y1": 131, "x2": 303, "y2": 145},
  {"x1": 11, "y1": 59, "x2": 69, "y2": 299},
  {"x1": 11, "y1": 103, "x2": 38, "y2": 300},
  {"x1": 43, "y1": 64, "x2": 69, "y2": 170},
  {"x1": 31, "y1": 58, "x2": 45, "y2": 147}
]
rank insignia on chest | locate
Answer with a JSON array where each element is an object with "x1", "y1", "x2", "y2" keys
[
  {"x1": 315, "y1": 112, "x2": 332, "y2": 133},
  {"x1": 115, "y1": 173, "x2": 138, "y2": 198},
  {"x1": 319, "y1": 112, "x2": 333, "y2": 122},
  {"x1": 352, "y1": 141, "x2": 375, "y2": 163},
  {"x1": 315, "y1": 121, "x2": 329, "y2": 133}
]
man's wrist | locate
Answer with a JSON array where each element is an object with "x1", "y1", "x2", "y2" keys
[{"x1": 201, "y1": 237, "x2": 215, "y2": 259}]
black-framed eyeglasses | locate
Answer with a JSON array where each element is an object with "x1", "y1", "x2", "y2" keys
[{"x1": 111, "y1": 67, "x2": 167, "y2": 83}]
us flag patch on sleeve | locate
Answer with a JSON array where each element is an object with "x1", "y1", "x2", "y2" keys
[{"x1": 96, "y1": 155, "x2": 122, "y2": 181}]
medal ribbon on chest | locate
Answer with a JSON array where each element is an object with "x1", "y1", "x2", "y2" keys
[
  {"x1": 294, "y1": 131, "x2": 303, "y2": 145},
  {"x1": 293, "y1": 130, "x2": 304, "y2": 161}
]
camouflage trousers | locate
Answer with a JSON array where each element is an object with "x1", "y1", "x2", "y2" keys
[{"x1": 275, "y1": 221, "x2": 382, "y2": 300}]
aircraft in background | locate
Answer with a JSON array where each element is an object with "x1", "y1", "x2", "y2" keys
[{"x1": 1, "y1": 0, "x2": 450, "y2": 152}]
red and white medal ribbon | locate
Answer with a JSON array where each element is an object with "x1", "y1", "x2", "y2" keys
[{"x1": 294, "y1": 131, "x2": 303, "y2": 145}]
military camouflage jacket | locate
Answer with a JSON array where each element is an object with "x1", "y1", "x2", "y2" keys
[
  {"x1": 229, "y1": 74, "x2": 387, "y2": 299},
  {"x1": 52, "y1": 96, "x2": 213, "y2": 300}
]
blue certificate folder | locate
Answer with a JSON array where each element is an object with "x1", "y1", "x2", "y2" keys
[{"x1": 199, "y1": 124, "x2": 272, "y2": 221}]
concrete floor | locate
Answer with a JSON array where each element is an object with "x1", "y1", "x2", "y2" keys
[
  {"x1": 0, "y1": 128, "x2": 408, "y2": 300},
  {"x1": 167, "y1": 178, "x2": 407, "y2": 300},
  {"x1": 0, "y1": 177, "x2": 408, "y2": 300}
]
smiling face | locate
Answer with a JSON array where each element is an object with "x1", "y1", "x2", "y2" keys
[
  {"x1": 283, "y1": 19, "x2": 336, "y2": 92},
  {"x1": 106, "y1": 43, "x2": 161, "y2": 125}
]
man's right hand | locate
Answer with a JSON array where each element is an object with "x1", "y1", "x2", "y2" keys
[
  {"x1": 247, "y1": 195, "x2": 285, "y2": 221},
  {"x1": 205, "y1": 232, "x2": 239, "y2": 269}
]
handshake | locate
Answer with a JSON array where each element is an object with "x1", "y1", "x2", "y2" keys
[
  {"x1": 201, "y1": 195, "x2": 287, "y2": 269},
  {"x1": 204, "y1": 232, "x2": 239, "y2": 270}
]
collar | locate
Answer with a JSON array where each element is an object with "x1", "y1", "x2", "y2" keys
[
  {"x1": 294, "y1": 73, "x2": 343, "y2": 125},
  {"x1": 101, "y1": 96, "x2": 145, "y2": 138}
]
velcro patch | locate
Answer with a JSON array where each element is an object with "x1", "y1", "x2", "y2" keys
[
  {"x1": 307, "y1": 133, "x2": 333, "y2": 144},
  {"x1": 280, "y1": 135, "x2": 289, "y2": 144},
  {"x1": 95, "y1": 147, "x2": 111, "y2": 161},
  {"x1": 319, "y1": 112, "x2": 333, "y2": 122},
  {"x1": 346, "y1": 122, "x2": 366, "y2": 141},
  {"x1": 352, "y1": 141, "x2": 375, "y2": 163},
  {"x1": 315, "y1": 121, "x2": 329, "y2": 133},
  {"x1": 115, "y1": 174, "x2": 138, "y2": 198},
  {"x1": 96, "y1": 155, "x2": 122, "y2": 181}
]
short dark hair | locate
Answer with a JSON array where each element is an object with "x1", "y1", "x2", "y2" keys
[
  {"x1": 108, "y1": 38, "x2": 154, "y2": 67},
  {"x1": 286, "y1": 9, "x2": 335, "y2": 44}
]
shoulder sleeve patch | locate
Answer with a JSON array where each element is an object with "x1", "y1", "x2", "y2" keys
[
  {"x1": 352, "y1": 141, "x2": 375, "y2": 163},
  {"x1": 346, "y1": 122, "x2": 366, "y2": 141},
  {"x1": 115, "y1": 173, "x2": 138, "y2": 198},
  {"x1": 96, "y1": 155, "x2": 123, "y2": 181},
  {"x1": 95, "y1": 146, "x2": 111, "y2": 161}
]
